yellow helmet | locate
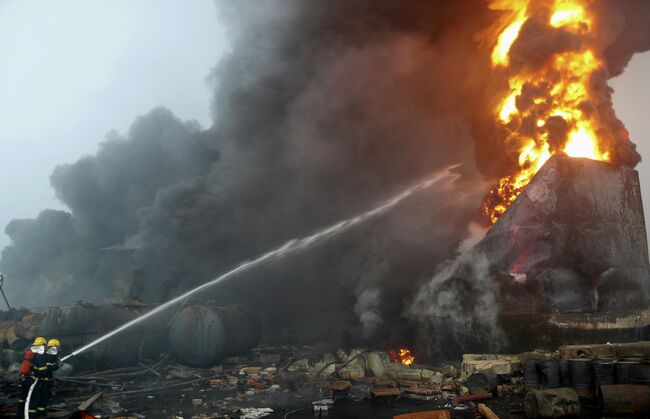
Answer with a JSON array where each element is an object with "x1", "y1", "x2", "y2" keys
[
  {"x1": 33, "y1": 337, "x2": 47, "y2": 346},
  {"x1": 47, "y1": 338, "x2": 61, "y2": 347}
]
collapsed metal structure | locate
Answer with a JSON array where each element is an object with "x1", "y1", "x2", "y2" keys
[{"x1": 479, "y1": 156, "x2": 650, "y2": 349}]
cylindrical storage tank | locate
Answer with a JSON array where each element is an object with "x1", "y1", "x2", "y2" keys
[
  {"x1": 36, "y1": 303, "x2": 169, "y2": 368},
  {"x1": 168, "y1": 304, "x2": 260, "y2": 368},
  {"x1": 569, "y1": 359, "x2": 594, "y2": 398},
  {"x1": 539, "y1": 360, "x2": 561, "y2": 388},
  {"x1": 598, "y1": 384, "x2": 650, "y2": 414}
]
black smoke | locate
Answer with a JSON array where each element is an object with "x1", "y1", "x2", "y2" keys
[{"x1": 2, "y1": 0, "x2": 650, "y2": 353}]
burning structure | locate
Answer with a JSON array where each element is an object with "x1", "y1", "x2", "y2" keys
[
  {"x1": 478, "y1": 0, "x2": 643, "y2": 224},
  {"x1": 481, "y1": 156, "x2": 650, "y2": 349},
  {"x1": 409, "y1": 0, "x2": 650, "y2": 360},
  {"x1": 472, "y1": 0, "x2": 650, "y2": 350}
]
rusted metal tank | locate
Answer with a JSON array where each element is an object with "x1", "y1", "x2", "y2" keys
[
  {"x1": 598, "y1": 384, "x2": 650, "y2": 414},
  {"x1": 36, "y1": 302, "x2": 167, "y2": 367},
  {"x1": 168, "y1": 304, "x2": 260, "y2": 367},
  {"x1": 525, "y1": 388, "x2": 581, "y2": 418}
]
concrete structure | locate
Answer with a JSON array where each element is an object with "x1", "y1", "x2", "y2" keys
[{"x1": 479, "y1": 156, "x2": 650, "y2": 349}]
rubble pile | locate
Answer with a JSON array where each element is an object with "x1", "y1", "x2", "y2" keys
[
  {"x1": 0, "y1": 341, "x2": 648, "y2": 417},
  {"x1": 0, "y1": 309, "x2": 45, "y2": 372},
  {"x1": 0, "y1": 343, "x2": 523, "y2": 418}
]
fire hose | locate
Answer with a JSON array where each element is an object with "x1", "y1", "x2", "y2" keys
[{"x1": 24, "y1": 378, "x2": 38, "y2": 419}]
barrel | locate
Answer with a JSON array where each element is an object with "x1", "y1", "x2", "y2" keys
[
  {"x1": 538, "y1": 360, "x2": 561, "y2": 388},
  {"x1": 569, "y1": 359, "x2": 594, "y2": 397},
  {"x1": 593, "y1": 360, "x2": 615, "y2": 386},
  {"x1": 558, "y1": 360, "x2": 571, "y2": 387},
  {"x1": 168, "y1": 304, "x2": 261, "y2": 367},
  {"x1": 616, "y1": 361, "x2": 640, "y2": 384},
  {"x1": 599, "y1": 384, "x2": 650, "y2": 414},
  {"x1": 467, "y1": 369, "x2": 498, "y2": 395},
  {"x1": 525, "y1": 359, "x2": 541, "y2": 391},
  {"x1": 524, "y1": 388, "x2": 580, "y2": 418},
  {"x1": 629, "y1": 362, "x2": 650, "y2": 385}
]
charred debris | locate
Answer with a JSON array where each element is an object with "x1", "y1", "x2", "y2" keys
[
  {"x1": 0, "y1": 298, "x2": 649, "y2": 416},
  {"x1": 1, "y1": 306, "x2": 650, "y2": 419}
]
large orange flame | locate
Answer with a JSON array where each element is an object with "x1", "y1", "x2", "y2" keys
[{"x1": 482, "y1": 0, "x2": 613, "y2": 223}]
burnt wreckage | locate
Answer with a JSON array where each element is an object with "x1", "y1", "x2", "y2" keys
[{"x1": 482, "y1": 156, "x2": 650, "y2": 349}]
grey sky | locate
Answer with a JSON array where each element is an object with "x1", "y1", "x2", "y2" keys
[
  {"x1": 0, "y1": 0, "x2": 225, "y2": 248},
  {"x1": 0, "y1": 1, "x2": 648, "y2": 251},
  {"x1": 611, "y1": 52, "x2": 650, "y2": 232}
]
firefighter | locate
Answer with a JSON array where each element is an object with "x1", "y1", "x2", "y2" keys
[
  {"x1": 33, "y1": 339, "x2": 61, "y2": 417},
  {"x1": 28, "y1": 343, "x2": 50, "y2": 418},
  {"x1": 17, "y1": 337, "x2": 46, "y2": 418}
]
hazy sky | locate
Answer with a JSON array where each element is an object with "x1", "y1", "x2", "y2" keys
[
  {"x1": 0, "y1": 1, "x2": 648, "y2": 250},
  {"x1": 611, "y1": 52, "x2": 650, "y2": 231},
  {"x1": 0, "y1": 0, "x2": 225, "y2": 248}
]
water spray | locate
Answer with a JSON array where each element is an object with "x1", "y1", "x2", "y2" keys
[{"x1": 61, "y1": 165, "x2": 459, "y2": 362}]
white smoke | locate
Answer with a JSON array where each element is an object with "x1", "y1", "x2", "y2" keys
[
  {"x1": 354, "y1": 288, "x2": 383, "y2": 337},
  {"x1": 408, "y1": 222, "x2": 505, "y2": 359}
]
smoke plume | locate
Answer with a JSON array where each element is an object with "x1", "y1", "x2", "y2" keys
[{"x1": 2, "y1": 0, "x2": 650, "y2": 357}]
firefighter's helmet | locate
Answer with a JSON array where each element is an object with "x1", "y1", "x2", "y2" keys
[
  {"x1": 47, "y1": 338, "x2": 61, "y2": 347},
  {"x1": 33, "y1": 337, "x2": 47, "y2": 346}
]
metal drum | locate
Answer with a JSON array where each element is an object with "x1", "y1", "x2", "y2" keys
[
  {"x1": 569, "y1": 359, "x2": 594, "y2": 397},
  {"x1": 467, "y1": 369, "x2": 498, "y2": 395},
  {"x1": 539, "y1": 360, "x2": 561, "y2": 388},
  {"x1": 558, "y1": 360, "x2": 571, "y2": 387},
  {"x1": 629, "y1": 362, "x2": 650, "y2": 385},
  {"x1": 594, "y1": 360, "x2": 615, "y2": 386},
  {"x1": 525, "y1": 359, "x2": 541, "y2": 391},
  {"x1": 615, "y1": 361, "x2": 640, "y2": 384}
]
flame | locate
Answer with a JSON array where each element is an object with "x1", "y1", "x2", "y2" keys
[
  {"x1": 549, "y1": 0, "x2": 588, "y2": 28},
  {"x1": 389, "y1": 348, "x2": 415, "y2": 366},
  {"x1": 490, "y1": 0, "x2": 530, "y2": 66},
  {"x1": 482, "y1": 0, "x2": 614, "y2": 224}
]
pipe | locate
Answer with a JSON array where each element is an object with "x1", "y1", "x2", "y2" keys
[
  {"x1": 454, "y1": 393, "x2": 493, "y2": 403},
  {"x1": 477, "y1": 403, "x2": 499, "y2": 419}
]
